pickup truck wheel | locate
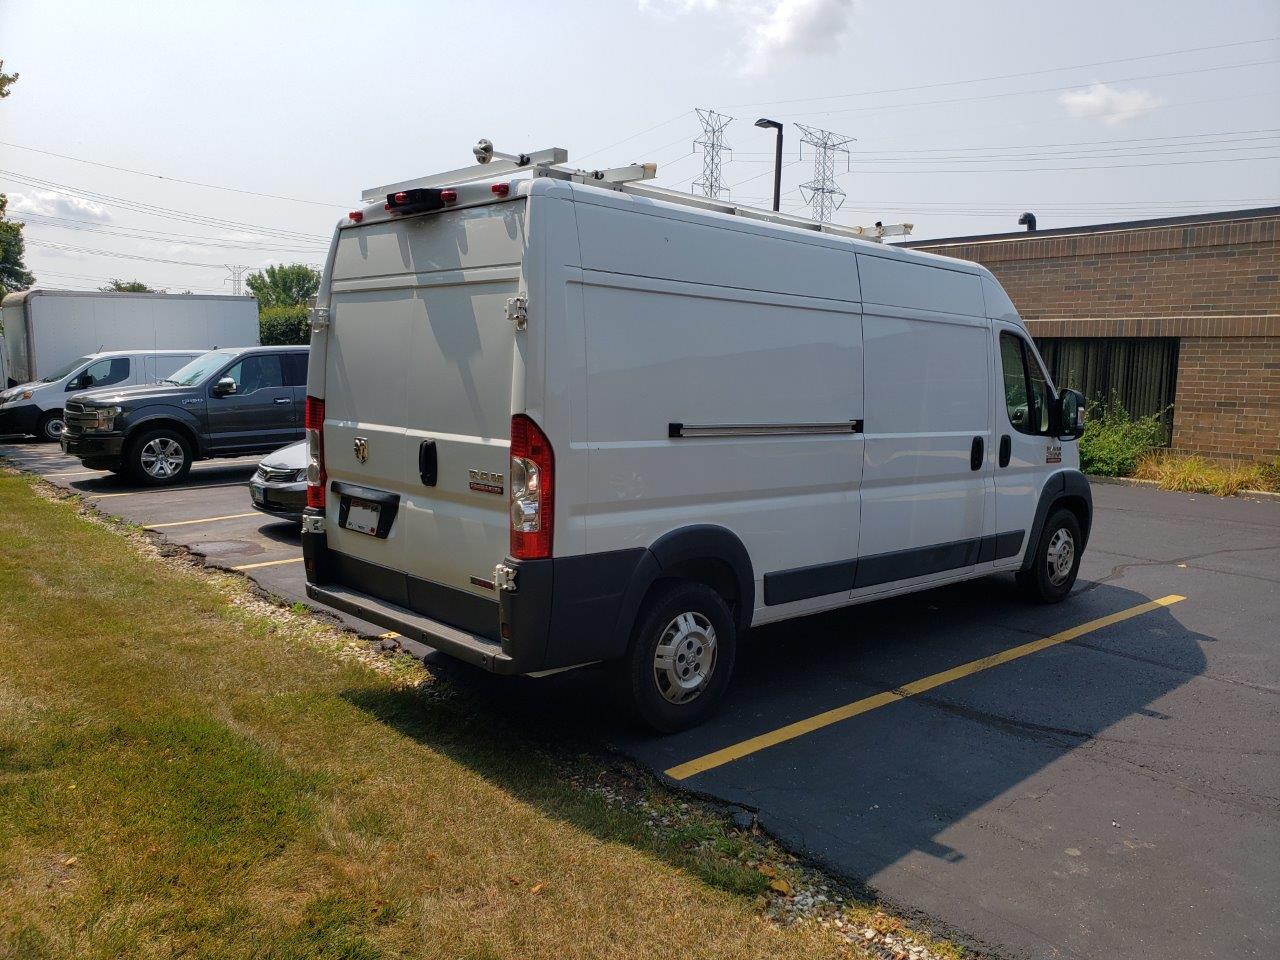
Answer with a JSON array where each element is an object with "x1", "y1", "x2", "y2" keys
[
  {"x1": 620, "y1": 581, "x2": 736, "y2": 733},
  {"x1": 36, "y1": 411, "x2": 65, "y2": 443},
  {"x1": 127, "y1": 428, "x2": 193, "y2": 486},
  {"x1": 1017, "y1": 507, "x2": 1082, "y2": 603}
]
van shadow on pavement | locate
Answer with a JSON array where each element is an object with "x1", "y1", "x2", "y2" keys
[{"x1": 344, "y1": 573, "x2": 1210, "y2": 951}]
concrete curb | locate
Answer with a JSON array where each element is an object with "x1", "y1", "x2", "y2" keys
[{"x1": 1086, "y1": 474, "x2": 1280, "y2": 502}]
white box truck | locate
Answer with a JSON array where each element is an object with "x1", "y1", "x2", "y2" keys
[
  {"x1": 300, "y1": 143, "x2": 1090, "y2": 731},
  {"x1": 0, "y1": 289, "x2": 259, "y2": 387}
]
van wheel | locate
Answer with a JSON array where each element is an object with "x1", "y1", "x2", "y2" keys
[
  {"x1": 1017, "y1": 508, "x2": 1082, "y2": 603},
  {"x1": 620, "y1": 581, "x2": 737, "y2": 733},
  {"x1": 127, "y1": 428, "x2": 193, "y2": 486},
  {"x1": 36, "y1": 411, "x2": 65, "y2": 442}
]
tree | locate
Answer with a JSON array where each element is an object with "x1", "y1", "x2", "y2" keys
[
  {"x1": 100, "y1": 279, "x2": 160, "y2": 293},
  {"x1": 0, "y1": 194, "x2": 36, "y2": 300},
  {"x1": 0, "y1": 60, "x2": 17, "y2": 100},
  {"x1": 245, "y1": 263, "x2": 319, "y2": 309},
  {"x1": 259, "y1": 304, "x2": 311, "y2": 345}
]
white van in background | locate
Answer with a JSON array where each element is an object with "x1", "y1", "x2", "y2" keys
[
  {"x1": 0, "y1": 289, "x2": 259, "y2": 387},
  {"x1": 0, "y1": 349, "x2": 202, "y2": 440},
  {"x1": 301, "y1": 144, "x2": 1090, "y2": 731}
]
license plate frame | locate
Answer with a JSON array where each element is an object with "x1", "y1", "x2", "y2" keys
[{"x1": 340, "y1": 496, "x2": 382, "y2": 537}]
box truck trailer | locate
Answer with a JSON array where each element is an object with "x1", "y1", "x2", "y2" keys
[
  {"x1": 0, "y1": 289, "x2": 259, "y2": 387},
  {"x1": 300, "y1": 141, "x2": 1090, "y2": 731}
]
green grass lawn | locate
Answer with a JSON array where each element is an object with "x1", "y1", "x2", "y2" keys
[{"x1": 0, "y1": 473, "x2": 878, "y2": 960}]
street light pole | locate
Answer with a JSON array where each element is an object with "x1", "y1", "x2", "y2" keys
[{"x1": 754, "y1": 118, "x2": 783, "y2": 212}]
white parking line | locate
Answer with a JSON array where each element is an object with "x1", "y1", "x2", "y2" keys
[
  {"x1": 86, "y1": 482, "x2": 247, "y2": 499},
  {"x1": 231, "y1": 556, "x2": 303, "y2": 571},
  {"x1": 149, "y1": 512, "x2": 260, "y2": 529}
]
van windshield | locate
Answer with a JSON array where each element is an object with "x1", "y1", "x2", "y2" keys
[
  {"x1": 42, "y1": 356, "x2": 93, "y2": 382},
  {"x1": 164, "y1": 350, "x2": 234, "y2": 386}
]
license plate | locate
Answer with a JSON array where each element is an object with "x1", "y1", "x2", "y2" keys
[
  {"x1": 250, "y1": 484, "x2": 265, "y2": 505},
  {"x1": 343, "y1": 498, "x2": 381, "y2": 536}
]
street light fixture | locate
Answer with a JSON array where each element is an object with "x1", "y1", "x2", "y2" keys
[{"x1": 754, "y1": 118, "x2": 783, "y2": 212}]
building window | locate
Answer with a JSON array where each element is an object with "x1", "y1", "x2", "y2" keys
[{"x1": 1034, "y1": 337, "x2": 1178, "y2": 442}]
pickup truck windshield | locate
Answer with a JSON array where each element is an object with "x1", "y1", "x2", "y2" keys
[
  {"x1": 43, "y1": 356, "x2": 93, "y2": 383},
  {"x1": 164, "y1": 351, "x2": 234, "y2": 386}
]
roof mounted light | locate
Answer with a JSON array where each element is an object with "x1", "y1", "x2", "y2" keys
[
  {"x1": 491, "y1": 182, "x2": 510, "y2": 198},
  {"x1": 348, "y1": 210, "x2": 364, "y2": 223}
]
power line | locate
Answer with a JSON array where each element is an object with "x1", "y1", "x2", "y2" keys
[
  {"x1": 834, "y1": 154, "x2": 1280, "y2": 175},
  {"x1": 576, "y1": 110, "x2": 696, "y2": 165},
  {"x1": 693, "y1": 109, "x2": 733, "y2": 200},
  {"x1": 18, "y1": 212, "x2": 326, "y2": 252},
  {"x1": 26, "y1": 239, "x2": 242, "y2": 270},
  {"x1": 0, "y1": 140, "x2": 346, "y2": 207},
  {"x1": 729, "y1": 36, "x2": 1280, "y2": 109}
]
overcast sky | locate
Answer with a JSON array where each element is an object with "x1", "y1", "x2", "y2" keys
[{"x1": 2, "y1": 0, "x2": 1278, "y2": 295}]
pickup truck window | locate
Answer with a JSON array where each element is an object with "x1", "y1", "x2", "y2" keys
[
  {"x1": 282, "y1": 352, "x2": 307, "y2": 387},
  {"x1": 168, "y1": 351, "x2": 234, "y2": 386},
  {"x1": 223, "y1": 354, "x2": 284, "y2": 395}
]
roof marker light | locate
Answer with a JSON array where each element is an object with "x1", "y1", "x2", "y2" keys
[
  {"x1": 348, "y1": 210, "x2": 364, "y2": 223},
  {"x1": 394, "y1": 192, "x2": 409, "y2": 204},
  {"x1": 440, "y1": 188, "x2": 458, "y2": 204},
  {"x1": 491, "y1": 182, "x2": 510, "y2": 198}
]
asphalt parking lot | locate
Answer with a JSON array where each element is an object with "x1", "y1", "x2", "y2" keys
[{"x1": 3, "y1": 438, "x2": 1278, "y2": 960}]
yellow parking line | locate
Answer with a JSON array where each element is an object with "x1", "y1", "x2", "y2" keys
[
  {"x1": 377, "y1": 631, "x2": 399, "y2": 639},
  {"x1": 149, "y1": 512, "x2": 259, "y2": 529},
  {"x1": 664, "y1": 594, "x2": 1187, "y2": 782},
  {"x1": 231, "y1": 556, "x2": 303, "y2": 571}
]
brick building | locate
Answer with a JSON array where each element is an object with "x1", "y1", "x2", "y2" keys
[{"x1": 903, "y1": 207, "x2": 1279, "y2": 462}]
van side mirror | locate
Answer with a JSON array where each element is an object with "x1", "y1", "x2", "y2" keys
[
  {"x1": 212, "y1": 376, "x2": 237, "y2": 397},
  {"x1": 1056, "y1": 389, "x2": 1085, "y2": 440}
]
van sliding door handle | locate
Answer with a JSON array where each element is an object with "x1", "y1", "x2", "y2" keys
[
  {"x1": 999, "y1": 434, "x2": 1012, "y2": 468},
  {"x1": 419, "y1": 439, "x2": 437, "y2": 486},
  {"x1": 970, "y1": 436, "x2": 984, "y2": 471}
]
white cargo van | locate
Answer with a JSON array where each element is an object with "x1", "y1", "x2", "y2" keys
[
  {"x1": 0, "y1": 289, "x2": 259, "y2": 387},
  {"x1": 0, "y1": 349, "x2": 202, "y2": 440},
  {"x1": 302, "y1": 144, "x2": 1089, "y2": 731}
]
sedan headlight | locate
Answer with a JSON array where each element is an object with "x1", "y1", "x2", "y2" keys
[
  {"x1": 90, "y1": 406, "x2": 123, "y2": 430},
  {"x1": 294, "y1": 468, "x2": 309, "y2": 482}
]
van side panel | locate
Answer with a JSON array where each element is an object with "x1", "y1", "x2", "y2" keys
[
  {"x1": 856, "y1": 255, "x2": 993, "y2": 590},
  {"x1": 574, "y1": 200, "x2": 864, "y2": 622}
]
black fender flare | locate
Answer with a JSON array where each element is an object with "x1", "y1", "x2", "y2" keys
[
  {"x1": 1021, "y1": 469, "x2": 1093, "y2": 570},
  {"x1": 124, "y1": 409, "x2": 205, "y2": 456},
  {"x1": 612, "y1": 525, "x2": 756, "y2": 643}
]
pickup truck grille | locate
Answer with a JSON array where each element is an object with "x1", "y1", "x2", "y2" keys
[{"x1": 62, "y1": 402, "x2": 94, "y2": 435}]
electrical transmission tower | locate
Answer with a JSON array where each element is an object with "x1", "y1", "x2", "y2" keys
[
  {"x1": 223, "y1": 264, "x2": 251, "y2": 296},
  {"x1": 693, "y1": 108, "x2": 733, "y2": 200},
  {"x1": 796, "y1": 124, "x2": 854, "y2": 223}
]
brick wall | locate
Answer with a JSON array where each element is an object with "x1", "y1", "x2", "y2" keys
[
  {"x1": 910, "y1": 212, "x2": 1280, "y2": 462},
  {"x1": 1171, "y1": 337, "x2": 1280, "y2": 461},
  {"x1": 913, "y1": 214, "x2": 1279, "y2": 320}
]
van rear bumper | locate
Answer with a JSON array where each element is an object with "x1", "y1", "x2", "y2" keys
[{"x1": 302, "y1": 520, "x2": 653, "y2": 674}]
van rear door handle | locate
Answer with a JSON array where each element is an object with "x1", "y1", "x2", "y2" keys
[
  {"x1": 999, "y1": 434, "x2": 1012, "y2": 468},
  {"x1": 970, "y1": 436, "x2": 984, "y2": 471},
  {"x1": 419, "y1": 439, "x2": 437, "y2": 486}
]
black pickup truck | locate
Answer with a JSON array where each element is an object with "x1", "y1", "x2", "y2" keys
[{"x1": 61, "y1": 345, "x2": 309, "y2": 485}]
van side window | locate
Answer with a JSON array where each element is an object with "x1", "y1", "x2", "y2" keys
[
  {"x1": 1000, "y1": 332, "x2": 1051, "y2": 435},
  {"x1": 222, "y1": 355, "x2": 284, "y2": 395},
  {"x1": 78, "y1": 357, "x2": 130, "y2": 390}
]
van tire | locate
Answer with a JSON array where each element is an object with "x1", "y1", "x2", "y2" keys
[
  {"x1": 36, "y1": 411, "x2": 65, "y2": 442},
  {"x1": 1017, "y1": 507, "x2": 1082, "y2": 603},
  {"x1": 619, "y1": 580, "x2": 736, "y2": 733},
  {"x1": 126, "y1": 427, "x2": 193, "y2": 486}
]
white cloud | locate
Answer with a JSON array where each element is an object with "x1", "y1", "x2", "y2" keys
[
  {"x1": 1058, "y1": 82, "x2": 1161, "y2": 126},
  {"x1": 8, "y1": 190, "x2": 112, "y2": 222},
  {"x1": 639, "y1": 0, "x2": 855, "y2": 74}
]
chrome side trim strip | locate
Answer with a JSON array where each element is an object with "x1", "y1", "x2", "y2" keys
[{"x1": 668, "y1": 420, "x2": 863, "y2": 438}]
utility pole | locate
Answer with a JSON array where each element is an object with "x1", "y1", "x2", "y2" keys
[
  {"x1": 223, "y1": 264, "x2": 251, "y2": 296},
  {"x1": 796, "y1": 124, "x2": 854, "y2": 223},
  {"x1": 754, "y1": 118, "x2": 784, "y2": 212},
  {"x1": 693, "y1": 108, "x2": 733, "y2": 200}
]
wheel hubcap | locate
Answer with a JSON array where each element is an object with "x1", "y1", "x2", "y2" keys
[
  {"x1": 1046, "y1": 527, "x2": 1075, "y2": 586},
  {"x1": 140, "y1": 438, "x2": 185, "y2": 479},
  {"x1": 653, "y1": 611, "x2": 718, "y2": 705},
  {"x1": 44, "y1": 419, "x2": 65, "y2": 439}
]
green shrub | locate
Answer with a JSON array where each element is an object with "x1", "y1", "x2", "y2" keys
[
  {"x1": 1078, "y1": 399, "x2": 1167, "y2": 477},
  {"x1": 259, "y1": 304, "x2": 310, "y2": 346}
]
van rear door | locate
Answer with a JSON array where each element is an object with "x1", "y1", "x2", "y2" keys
[{"x1": 321, "y1": 201, "x2": 526, "y2": 600}]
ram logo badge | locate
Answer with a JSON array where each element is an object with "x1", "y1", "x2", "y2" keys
[
  {"x1": 353, "y1": 437, "x2": 369, "y2": 464},
  {"x1": 1046, "y1": 442, "x2": 1062, "y2": 464},
  {"x1": 468, "y1": 468, "x2": 504, "y2": 495}
]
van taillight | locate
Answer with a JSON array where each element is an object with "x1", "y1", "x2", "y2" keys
[
  {"x1": 305, "y1": 396, "x2": 326, "y2": 509},
  {"x1": 509, "y1": 414, "x2": 554, "y2": 560}
]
